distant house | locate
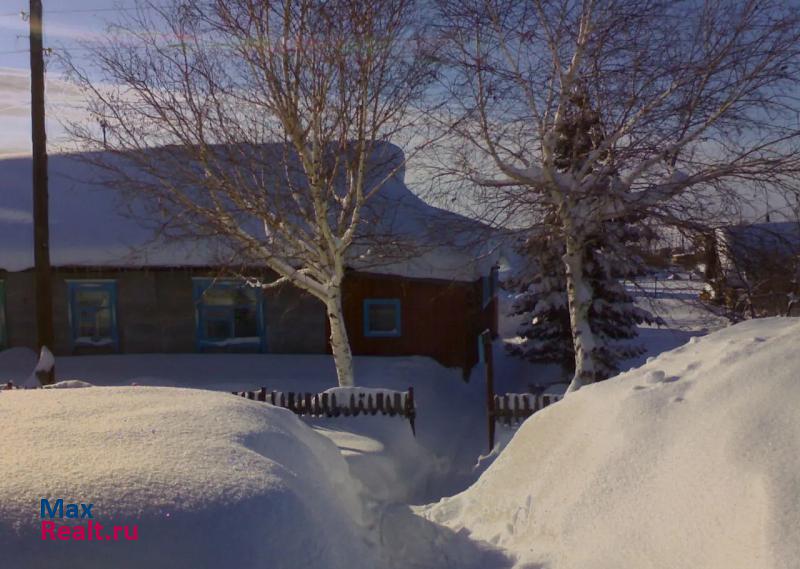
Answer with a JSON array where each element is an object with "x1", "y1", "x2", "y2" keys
[
  {"x1": 0, "y1": 147, "x2": 498, "y2": 376},
  {"x1": 708, "y1": 221, "x2": 800, "y2": 316}
]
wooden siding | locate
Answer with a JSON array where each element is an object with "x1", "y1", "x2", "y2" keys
[
  {"x1": 1, "y1": 267, "x2": 326, "y2": 356},
  {"x1": 336, "y1": 271, "x2": 497, "y2": 375},
  {"x1": 1, "y1": 266, "x2": 496, "y2": 371}
]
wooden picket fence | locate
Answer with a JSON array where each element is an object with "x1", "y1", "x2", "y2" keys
[
  {"x1": 490, "y1": 392, "x2": 564, "y2": 426},
  {"x1": 481, "y1": 324, "x2": 566, "y2": 451},
  {"x1": 486, "y1": 392, "x2": 564, "y2": 450},
  {"x1": 233, "y1": 387, "x2": 417, "y2": 435}
]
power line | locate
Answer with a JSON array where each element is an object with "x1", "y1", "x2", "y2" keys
[{"x1": 1, "y1": 4, "x2": 172, "y2": 18}]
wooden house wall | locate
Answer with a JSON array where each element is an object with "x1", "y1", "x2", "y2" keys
[
  {"x1": 1, "y1": 267, "x2": 326, "y2": 356},
  {"x1": 337, "y1": 271, "x2": 495, "y2": 375},
  {"x1": 0, "y1": 267, "x2": 496, "y2": 375}
]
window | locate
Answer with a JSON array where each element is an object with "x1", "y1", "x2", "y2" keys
[
  {"x1": 0, "y1": 280, "x2": 6, "y2": 349},
  {"x1": 193, "y1": 279, "x2": 265, "y2": 351},
  {"x1": 67, "y1": 281, "x2": 119, "y2": 349},
  {"x1": 363, "y1": 299, "x2": 401, "y2": 338}
]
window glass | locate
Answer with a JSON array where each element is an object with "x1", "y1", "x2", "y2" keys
[
  {"x1": 194, "y1": 279, "x2": 264, "y2": 349},
  {"x1": 368, "y1": 303, "x2": 398, "y2": 333},
  {"x1": 233, "y1": 306, "x2": 258, "y2": 337},
  {"x1": 202, "y1": 287, "x2": 235, "y2": 307},
  {"x1": 364, "y1": 299, "x2": 401, "y2": 337},
  {"x1": 69, "y1": 282, "x2": 118, "y2": 348},
  {"x1": 75, "y1": 289, "x2": 110, "y2": 308},
  {"x1": 202, "y1": 306, "x2": 233, "y2": 340}
]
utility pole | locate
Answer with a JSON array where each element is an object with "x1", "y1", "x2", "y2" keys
[{"x1": 30, "y1": 0, "x2": 55, "y2": 383}]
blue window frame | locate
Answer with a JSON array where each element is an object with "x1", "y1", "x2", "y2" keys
[
  {"x1": 67, "y1": 281, "x2": 119, "y2": 350},
  {"x1": 0, "y1": 280, "x2": 6, "y2": 350},
  {"x1": 363, "y1": 299, "x2": 401, "y2": 338},
  {"x1": 193, "y1": 279, "x2": 266, "y2": 352}
]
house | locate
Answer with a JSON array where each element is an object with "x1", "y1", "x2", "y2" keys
[
  {"x1": 0, "y1": 146, "x2": 499, "y2": 376},
  {"x1": 708, "y1": 221, "x2": 800, "y2": 316}
]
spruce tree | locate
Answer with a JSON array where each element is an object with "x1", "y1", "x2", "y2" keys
[{"x1": 508, "y1": 88, "x2": 661, "y2": 380}]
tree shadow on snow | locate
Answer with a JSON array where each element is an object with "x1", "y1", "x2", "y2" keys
[{"x1": 378, "y1": 504, "x2": 546, "y2": 569}]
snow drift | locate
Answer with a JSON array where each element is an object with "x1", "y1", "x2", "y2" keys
[
  {"x1": 424, "y1": 317, "x2": 800, "y2": 569},
  {"x1": 0, "y1": 387, "x2": 381, "y2": 569}
]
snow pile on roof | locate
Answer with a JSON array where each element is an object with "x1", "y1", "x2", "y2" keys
[
  {"x1": 717, "y1": 221, "x2": 800, "y2": 272},
  {"x1": 0, "y1": 387, "x2": 382, "y2": 569},
  {"x1": 720, "y1": 221, "x2": 800, "y2": 253},
  {"x1": 0, "y1": 152, "x2": 255, "y2": 272},
  {"x1": 423, "y1": 317, "x2": 800, "y2": 569},
  {"x1": 0, "y1": 145, "x2": 497, "y2": 280}
]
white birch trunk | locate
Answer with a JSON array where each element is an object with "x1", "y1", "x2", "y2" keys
[
  {"x1": 326, "y1": 283, "x2": 355, "y2": 387},
  {"x1": 563, "y1": 232, "x2": 597, "y2": 393}
]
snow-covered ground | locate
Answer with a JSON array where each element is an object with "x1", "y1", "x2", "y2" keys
[
  {"x1": 0, "y1": 352, "x2": 486, "y2": 505},
  {"x1": 496, "y1": 273, "x2": 729, "y2": 393},
  {"x1": 621, "y1": 275, "x2": 729, "y2": 370},
  {"x1": 0, "y1": 387, "x2": 382, "y2": 569},
  {"x1": 6, "y1": 272, "x2": 797, "y2": 568},
  {"x1": 422, "y1": 316, "x2": 800, "y2": 568}
]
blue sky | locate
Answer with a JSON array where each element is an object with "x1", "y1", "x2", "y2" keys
[
  {"x1": 0, "y1": 1, "x2": 145, "y2": 155},
  {"x1": 0, "y1": 1, "x2": 142, "y2": 70},
  {"x1": 0, "y1": 1, "x2": 792, "y2": 221}
]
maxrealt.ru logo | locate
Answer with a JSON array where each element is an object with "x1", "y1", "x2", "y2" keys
[{"x1": 40, "y1": 499, "x2": 139, "y2": 541}]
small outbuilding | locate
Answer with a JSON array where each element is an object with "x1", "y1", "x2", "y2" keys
[{"x1": 708, "y1": 221, "x2": 800, "y2": 316}]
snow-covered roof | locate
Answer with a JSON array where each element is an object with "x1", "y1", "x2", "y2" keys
[
  {"x1": 715, "y1": 221, "x2": 800, "y2": 274},
  {"x1": 0, "y1": 145, "x2": 498, "y2": 281},
  {"x1": 718, "y1": 221, "x2": 800, "y2": 254}
]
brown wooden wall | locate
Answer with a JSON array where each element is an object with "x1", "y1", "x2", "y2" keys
[
  {"x1": 336, "y1": 271, "x2": 497, "y2": 376},
  {"x1": 2, "y1": 265, "x2": 497, "y2": 374}
]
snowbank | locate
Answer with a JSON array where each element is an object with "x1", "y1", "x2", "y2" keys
[
  {"x1": 0, "y1": 347, "x2": 38, "y2": 383},
  {"x1": 0, "y1": 387, "x2": 381, "y2": 569},
  {"x1": 424, "y1": 317, "x2": 800, "y2": 569},
  {"x1": 46, "y1": 354, "x2": 488, "y2": 504},
  {"x1": 41, "y1": 379, "x2": 94, "y2": 389}
]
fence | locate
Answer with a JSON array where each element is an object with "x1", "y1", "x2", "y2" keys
[
  {"x1": 480, "y1": 329, "x2": 565, "y2": 451},
  {"x1": 490, "y1": 392, "x2": 563, "y2": 425},
  {"x1": 232, "y1": 387, "x2": 416, "y2": 435}
]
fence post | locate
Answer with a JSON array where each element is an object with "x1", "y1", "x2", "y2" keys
[
  {"x1": 406, "y1": 387, "x2": 416, "y2": 437},
  {"x1": 481, "y1": 329, "x2": 496, "y2": 452}
]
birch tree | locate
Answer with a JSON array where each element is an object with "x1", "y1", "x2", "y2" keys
[
  {"x1": 433, "y1": 0, "x2": 800, "y2": 392},
  {"x1": 64, "y1": 0, "x2": 432, "y2": 386}
]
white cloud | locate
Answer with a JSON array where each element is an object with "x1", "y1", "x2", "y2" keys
[{"x1": 0, "y1": 67, "x2": 89, "y2": 157}]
